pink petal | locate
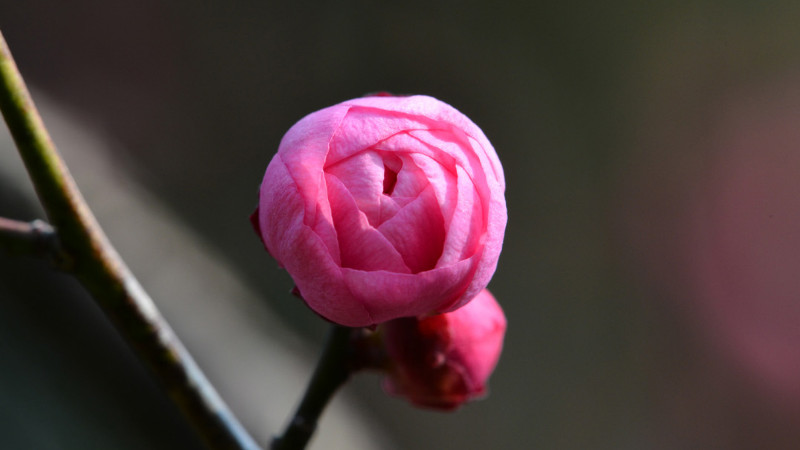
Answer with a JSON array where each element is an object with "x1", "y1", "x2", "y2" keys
[
  {"x1": 326, "y1": 172, "x2": 410, "y2": 273},
  {"x1": 409, "y1": 128, "x2": 508, "y2": 306},
  {"x1": 377, "y1": 194, "x2": 402, "y2": 227},
  {"x1": 341, "y1": 256, "x2": 476, "y2": 324},
  {"x1": 407, "y1": 152, "x2": 458, "y2": 233},
  {"x1": 284, "y1": 226, "x2": 373, "y2": 326},
  {"x1": 457, "y1": 173, "x2": 507, "y2": 311},
  {"x1": 277, "y1": 104, "x2": 350, "y2": 227},
  {"x1": 256, "y1": 94, "x2": 507, "y2": 327},
  {"x1": 344, "y1": 96, "x2": 502, "y2": 177},
  {"x1": 377, "y1": 184, "x2": 446, "y2": 274},
  {"x1": 374, "y1": 131, "x2": 458, "y2": 175},
  {"x1": 438, "y1": 164, "x2": 484, "y2": 266},
  {"x1": 390, "y1": 150, "x2": 429, "y2": 197},
  {"x1": 324, "y1": 150, "x2": 385, "y2": 226},
  {"x1": 408, "y1": 130, "x2": 472, "y2": 174},
  {"x1": 258, "y1": 158, "x2": 304, "y2": 266},
  {"x1": 342, "y1": 95, "x2": 504, "y2": 191},
  {"x1": 446, "y1": 289, "x2": 507, "y2": 386},
  {"x1": 379, "y1": 288, "x2": 506, "y2": 409},
  {"x1": 326, "y1": 106, "x2": 437, "y2": 166}
]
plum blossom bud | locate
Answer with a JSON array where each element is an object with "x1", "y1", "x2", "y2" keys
[
  {"x1": 253, "y1": 95, "x2": 506, "y2": 326},
  {"x1": 379, "y1": 289, "x2": 506, "y2": 410}
]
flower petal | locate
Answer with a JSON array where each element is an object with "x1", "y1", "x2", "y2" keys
[
  {"x1": 377, "y1": 184, "x2": 445, "y2": 274},
  {"x1": 325, "y1": 150, "x2": 385, "y2": 226},
  {"x1": 438, "y1": 164, "x2": 483, "y2": 266},
  {"x1": 326, "y1": 106, "x2": 436, "y2": 166},
  {"x1": 342, "y1": 257, "x2": 475, "y2": 324},
  {"x1": 326, "y1": 172, "x2": 410, "y2": 273}
]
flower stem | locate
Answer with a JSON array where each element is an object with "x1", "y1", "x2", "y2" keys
[
  {"x1": 0, "y1": 31, "x2": 261, "y2": 450},
  {"x1": 272, "y1": 325, "x2": 355, "y2": 450}
]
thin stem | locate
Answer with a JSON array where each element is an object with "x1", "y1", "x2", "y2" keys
[
  {"x1": 0, "y1": 216, "x2": 59, "y2": 257},
  {"x1": 0, "y1": 31, "x2": 261, "y2": 450},
  {"x1": 272, "y1": 326, "x2": 355, "y2": 450}
]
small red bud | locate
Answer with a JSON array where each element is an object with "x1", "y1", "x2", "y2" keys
[{"x1": 379, "y1": 289, "x2": 506, "y2": 410}]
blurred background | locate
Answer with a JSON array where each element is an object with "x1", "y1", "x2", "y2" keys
[{"x1": 2, "y1": 1, "x2": 800, "y2": 449}]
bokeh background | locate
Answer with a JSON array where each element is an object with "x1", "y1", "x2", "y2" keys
[{"x1": 3, "y1": 1, "x2": 800, "y2": 449}]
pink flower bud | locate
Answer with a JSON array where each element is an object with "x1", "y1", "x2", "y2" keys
[
  {"x1": 379, "y1": 289, "x2": 506, "y2": 410},
  {"x1": 253, "y1": 95, "x2": 506, "y2": 326}
]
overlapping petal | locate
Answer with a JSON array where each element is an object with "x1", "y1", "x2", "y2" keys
[
  {"x1": 256, "y1": 95, "x2": 506, "y2": 326},
  {"x1": 380, "y1": 289, "x2": 507, "y2": 410}
]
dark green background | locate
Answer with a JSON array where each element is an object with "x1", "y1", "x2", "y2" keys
[{"x1": 2, "y1": 1, "x2": 800, "y2": 449}]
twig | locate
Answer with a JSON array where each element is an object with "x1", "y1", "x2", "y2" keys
[
  {"x1": 271, "y1": 325, "x2": 354, "y2": 450},
  {"x1": 0, "y1": 217, "x2": 59, "y2": 257},
  {"x1": 0, "y1": 31, "x2": 261, "y2": 450}
]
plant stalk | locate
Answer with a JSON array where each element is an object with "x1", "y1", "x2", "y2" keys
[
  {"x1": 0, "y1": 30, "x2": 261, "y2": 450},
  {"x1": 271, "y1": 325, "x2": 354, "y2": 450}
]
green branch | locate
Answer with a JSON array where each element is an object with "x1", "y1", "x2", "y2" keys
[{"x1": 0, "y1": 31, "x2": 261, "y2": 450}]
